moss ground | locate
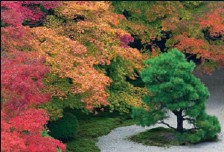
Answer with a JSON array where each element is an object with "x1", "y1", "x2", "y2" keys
[
  {"x1": 65, "y1": 110, "x2": 136, "y2": 152},
  {"x1": 129, "y1": 127, "x2": 219, "y2": 147},
  {"x1": 129, "y1": 127, "x2": 180, "y2": 147}
]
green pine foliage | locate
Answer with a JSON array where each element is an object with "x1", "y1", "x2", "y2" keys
[{"x1": 132, "y1": 49, "x2": 221, "y2": 143}]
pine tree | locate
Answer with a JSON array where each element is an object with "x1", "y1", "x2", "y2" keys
[{"x1": 132, "y1": 49, "x2": 220, "y2": 142}]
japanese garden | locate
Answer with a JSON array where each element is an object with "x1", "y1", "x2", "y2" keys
[{"x1": 1, "y1": 1, "x2": 223, "y2": 152}]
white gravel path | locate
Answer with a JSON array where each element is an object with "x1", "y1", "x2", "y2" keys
[{"x1": 97, "y1": 68, "x2": 224, "y2": 152}]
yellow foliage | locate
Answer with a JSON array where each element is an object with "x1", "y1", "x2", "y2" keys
[
  {"x1": 31, "y1": 27, "x2": 112, "y2": 110},
  {"x1": 31, "y1": 2, "x2": 144, "y2": 111}
]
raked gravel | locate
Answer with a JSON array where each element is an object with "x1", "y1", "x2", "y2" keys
[{"x1": 97, "y1": 69, "x2": 224, "y2": 152}]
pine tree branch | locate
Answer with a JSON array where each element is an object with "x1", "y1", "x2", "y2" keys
[
  {"x1": 183, "y1": 117, "x2": 197, "y2": 129},
  {"x1": 183, "y1": 117, "x2": 195, "y2": 122},
  {"x1": 158, "y1": 120, "x2": 176, "y2": 130}
]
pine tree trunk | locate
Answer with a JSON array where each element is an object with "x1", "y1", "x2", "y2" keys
[
  {"x1": 173, "y1": 110, "x2": 184, "y2": 133},
  {"x1": 176, "y1": 110, "x2": 183, "y2": 133}
]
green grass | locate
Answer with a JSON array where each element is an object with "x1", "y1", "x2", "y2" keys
[
  {"x1": 129, "y1": 127, "x2": 180, "y2": 147},
  {"x1": 66, "y1": 111, "x2": 137, "y2": 152}
]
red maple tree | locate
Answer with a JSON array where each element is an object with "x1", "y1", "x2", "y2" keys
[{"x1": 1, "y1": 1, "x2": 66, "y2": 151}]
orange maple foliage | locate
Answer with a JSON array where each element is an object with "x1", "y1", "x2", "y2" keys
[
  {"x1": 31, "y1": 27, "x2": 112, "y2": 110},
  {"x1": 113, "y1": 1, "x2": 224, "y2": 73},
  {"x1": 30, "y1": 1, "x2": 143, "y2": 111},
  {"x1": 198, "y1": 4, "x2": 224, "y2": 37},
  {"x1": 173, "y1": 33, "x2": 210, "y2": 59}
]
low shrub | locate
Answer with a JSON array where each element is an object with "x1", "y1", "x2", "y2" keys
[{"x1": 47, "y1": 111, "x2": 79, "y2": 141}]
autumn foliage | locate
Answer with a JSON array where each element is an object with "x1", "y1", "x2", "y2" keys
[
  {"x1": 1, "y1": 51, "x2": 50, "y2": 111},
  {"x1": 1, "y1": 51, "x2": 66, "y2": 152},
  {"x1": 113, "y1": 1, "x2": 224, "y2": 72},
  {"x1": 29, "y1": 1, "x2": 144, "y2": 116},
  {"x1": 1, "y1": 1, "x2": 65, "y2": 152},
  {"x1": 30, "y1": 27, "x2": 112, "y2": 110},
  {"x1": 1, "y1": 1, "x2": 144, "y2": 151},
  {"x1": 1, "y1": 1, "x2": 223, "y2": 151},
  {"x1": 1, "y1": 1, "x2": 59, "y2": 27}
]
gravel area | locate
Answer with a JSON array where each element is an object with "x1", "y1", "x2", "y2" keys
[{"x1": 97, "y1": 68, "x2": 224, "y2": 152}]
